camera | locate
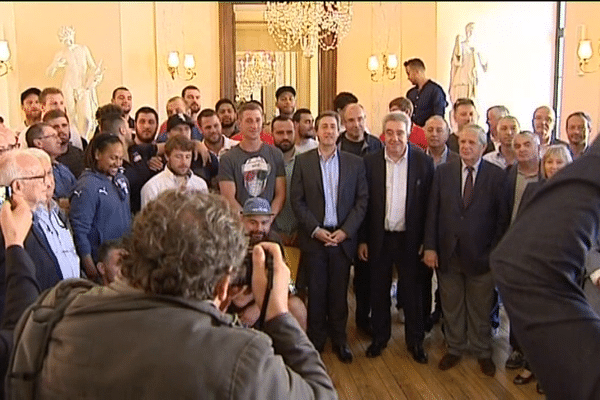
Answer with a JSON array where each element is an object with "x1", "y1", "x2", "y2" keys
[
  {"x1": 232, "y1": 243, "x2": 275, "y2": 287},
  {"x1": 0, "y1": 186, "x2": 12, "y2": 207}
]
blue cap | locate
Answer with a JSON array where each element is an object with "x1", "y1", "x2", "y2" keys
[{"x1": 242, "y1": 197, "x2": 273, "y2": 216}]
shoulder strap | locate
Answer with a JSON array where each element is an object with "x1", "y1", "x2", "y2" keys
[{"x1": 5, "y1": 278, "x2": 96, "y2": 400}]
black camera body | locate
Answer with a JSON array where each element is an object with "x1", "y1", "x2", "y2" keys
[{"x1": 232, "y1": 243, "x2": 275, "y2": 287}]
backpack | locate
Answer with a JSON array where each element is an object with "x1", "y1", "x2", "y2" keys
[{"x1": 5, "y1": 278, "x2": 96, "y2": 400}]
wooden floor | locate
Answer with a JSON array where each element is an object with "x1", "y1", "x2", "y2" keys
[{"x1": 319, "y1": 289, "x2": 546, "y2": 399}]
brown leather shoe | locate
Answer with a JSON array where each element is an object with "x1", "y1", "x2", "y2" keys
[
  {"x1": 438, "y1": 353, "x2": 461, "y2": 370},
  {"x1": 478, "y1": 357, "x2": 496, "y2": 377}
]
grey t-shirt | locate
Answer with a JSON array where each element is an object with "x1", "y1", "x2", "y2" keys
[{"x1": 218, "y1": 143, "x2": 285, "y2": 206}]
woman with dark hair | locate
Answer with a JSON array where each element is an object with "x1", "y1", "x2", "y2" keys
[{"x1": 70, "y1": 133, "x2": 131, "y2": 281}]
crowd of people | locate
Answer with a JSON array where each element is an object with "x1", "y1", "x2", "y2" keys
[{"x1": 0, "y1": 56, "x2": 596, "y2": 398}]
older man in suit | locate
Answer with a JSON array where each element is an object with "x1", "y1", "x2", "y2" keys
[
  {"x1": 423, "y1": 123, "x2": 506, "y2": 377},
  {"x1": 359, "y1": 111, "x2": 434, "y2": 361},
  {"x1": 291, "y1": 110, "x2": 368, "y2": 364}
]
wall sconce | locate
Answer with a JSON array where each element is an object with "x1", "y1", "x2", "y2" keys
[
  {"x1": 367, "y1": 52, "x2": 398, "y2": 82},
  {"x1": 0, "y1": 41, "x2": 11, "y2": 77},
  {"x1": 577, "y1": 25, "x2": 599, "y2": 76},
  {"x1": 167, "y1": 51, "x2": 196, "y2": 81}
]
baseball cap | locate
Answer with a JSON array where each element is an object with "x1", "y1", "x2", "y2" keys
[
  {"x1": 276, "y1": 86, "x2": 296, "y2": 99},
  {"x1": 166, "y1": 113, "x2": 194, "y2": 132},
  {"x1": 242, "y1": 197, "x2": 273, "y2": 216}
]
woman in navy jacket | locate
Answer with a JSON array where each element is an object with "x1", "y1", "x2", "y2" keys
[{"x1": 70, "y1": 134, "x2": 131, "y2": 282}]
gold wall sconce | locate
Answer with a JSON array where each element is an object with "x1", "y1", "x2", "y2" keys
[
  {"x1": 0, "y1": 41, "x2": 11, "y2": 77},
  {"x1": 577, "y1": 25, "x2": 599, "y2": 75},
  {"x1": 367, "y1": 52, "x2": 398, "y2": 82},
  {"x1": 167, "y1": 51, "x2": 196, "y2": 81}
]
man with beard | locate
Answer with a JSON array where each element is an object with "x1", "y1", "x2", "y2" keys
[
  {"x1": 293, "y1": 108, "x2": 318, "y2": 154},
  {"x1": 111, "y1": 87, "x2": 134, "y2": 129},
  {"x1": 140, "y1": 135, "x2": 207, "y2": 208},
  {"x1": 215, "y1": 98, "x2": 239, "y2": 138},
  {"x1": 183, "y1": 85, "x2": 202, "y2": 123},
  {"x1": 199, "y1": 108, "x2": 239, "y2": 159},
  {"x1": 228, "y1": 197, "x2": 307, "y2": 330},
  {"x1": 124, "y1": 106, "x2": 165, "y2": 214},
  {"x1": 275, "y1": 86, "x2": 296, "y2": 119},
  {"x1": 15, "y1": 88, "x2": 42, "y2": 137},
  {"x1": 43, "y1": 110, "x2": 86, "y2": 178},
  {"x1": 271, "y1": 116, "x2": 298, "y2": 245},
  {"x1": 38, "y1": 87, "x2": 85, "y2": 150}
]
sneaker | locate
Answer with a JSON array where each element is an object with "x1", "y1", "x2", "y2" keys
[{"x1": 505, "y1": 349, "x2": 525, "y2": 369}]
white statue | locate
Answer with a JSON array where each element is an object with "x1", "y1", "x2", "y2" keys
[
  {"x1": 46, "y1": 26, "x2": 105, "y2": 141},
  {"x1": 449, "y1": 22, "x2": 488, "y2": 106}
]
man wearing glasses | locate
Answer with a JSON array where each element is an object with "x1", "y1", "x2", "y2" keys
[{"x1": 0, "y1": 148, "x2": 78, "y2": 322}]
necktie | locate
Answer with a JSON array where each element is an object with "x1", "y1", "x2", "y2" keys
[{"x1": 463, "y1": 166, "x2": 474, "y2": 208}]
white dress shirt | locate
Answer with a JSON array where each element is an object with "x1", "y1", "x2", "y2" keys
[
  {"x1": 140, "y1": 166, "x2": 208, "y2": 209},
  {"x1": 384, "y1": 147, "x2": 408, "y2": 232}
]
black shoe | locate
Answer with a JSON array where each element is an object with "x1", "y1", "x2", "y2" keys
[
  {"x1": 333, "y1": 343, "x2": 353, "y2": 363},
  {"x1": 408, "y1": 343, "x2": 428, "y2": 364},
  {"x1": 438, "y1": 353, "x2": 461, "y2": 370},
  {"x1": 366, "y1": 340, "x2": 387, "y2": 358},
  {"x1": 478, "y1": 357, "x2": 496, "y2": 377}
]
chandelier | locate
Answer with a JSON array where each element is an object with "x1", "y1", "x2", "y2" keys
[
  {"x1": 265, "y1": 2, "x2": 353, "y2": 58},
  {"x1": 236, "y1": 51, "x2": 277, "y2": 101}
]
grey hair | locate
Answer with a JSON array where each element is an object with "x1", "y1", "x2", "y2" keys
[
  {"x1": 0, "y1": 149, "x2": 37, "y2": 186},
  {"x1": 121, "y1": 190, "x2": 248, "y2": 300},
  {"x1": 425, "y1": 115, "x2": 450, "y2": 133},
  {"x1": 459, "y1": 123, "x2": 487, "y2": 146},
  {"x1": 25, "y1": 147, "x2": 52, "y2": 165},
  {"x1": 382, "y1": 111, "x2": 412, "y2": 138},
  {"x1": 513, "y1": 130, "x2": 540, "y2": 149}
]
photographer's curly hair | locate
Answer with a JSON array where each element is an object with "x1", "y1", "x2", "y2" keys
[{"x1": 120, "y1": 190, "x2": 247, "y2": 300}]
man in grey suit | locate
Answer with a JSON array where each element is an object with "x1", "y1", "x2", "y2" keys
[
  {"x1": 291, "y1": 111, "x2": 368, "y2": 364},
  {"x1": 423, "y1": 123, "x2": 506, "y2": 377}
]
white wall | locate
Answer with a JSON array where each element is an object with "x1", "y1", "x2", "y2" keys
[{"x1": 436, "y1": 2, "x2": 556, "y2": 131}]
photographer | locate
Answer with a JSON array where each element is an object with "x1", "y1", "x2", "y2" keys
[
  {"x1": 8, "y1": 190, "x2": 335, "y2": 399},
  {"x1": 229, "y1": 197, "x2": 307, "y2": 331}
]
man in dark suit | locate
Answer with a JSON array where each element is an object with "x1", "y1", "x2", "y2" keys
[
  {"x1": 291, "y1": 111, "x2": 368, "y2": 364},
  {"x1": 423, "y1": 124, "x2": 506, "y2": 377},
  {"x1": 491, "y1": 135, "x2": 600, "y2": 399},
  {"x1": 0, "y1": 149, "x2": 65, "y2": 320},
  {"x1": 359, "y1": 111, "x2": 434, "y2": 361}
]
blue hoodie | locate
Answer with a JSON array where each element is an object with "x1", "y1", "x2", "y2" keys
[{"x1": 70, "y1": 169, "x2": 132, "y2": 262}]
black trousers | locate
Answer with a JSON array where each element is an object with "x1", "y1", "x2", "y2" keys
[
  {"x1": 353, "y1": 258, "x2": 370, "y2": 328},
  {"x1": 370, "y1": 231, "x2": 425, "y2": 346},
  {"x1": 305, "y1": 245, "x2": 352, "y2": 348}
]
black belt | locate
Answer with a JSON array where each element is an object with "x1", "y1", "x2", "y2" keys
[{"x1": 323, "y1": 226, "x2": 339, "y2": 231}]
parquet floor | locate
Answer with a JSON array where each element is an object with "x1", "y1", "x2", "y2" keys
[{"x1": 319, "y1": 288, "x2": 546, "y2": 399}]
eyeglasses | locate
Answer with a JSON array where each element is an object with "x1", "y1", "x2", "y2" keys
[
  {"x1": 0, "y1": 143, "x2": 18, "y2": 155},
  {"x1": 11, "y1": 173, "x2": 49, "y2": 185},
  {"x1": 39, "y1": 134, "x2": 59, "y2": 140}
]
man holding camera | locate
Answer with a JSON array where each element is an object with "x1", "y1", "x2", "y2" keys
[
  {"x1": 229, "y1": 197, "x2": 307, "y2": 330},
  {"x1": 8, "y1": 190, "x2": 336, "y2": 399}
]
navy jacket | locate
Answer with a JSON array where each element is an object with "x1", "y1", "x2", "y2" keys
[
  {"x1": 424, "y1": 158, "x2": 506, "y2": 275},
  {"x1": 70, "y1": 169, "x2": 132, "y2": 262}
]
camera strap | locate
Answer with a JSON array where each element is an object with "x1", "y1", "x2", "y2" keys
[{"x1": 256, "y1": 263, "x2": 274, "y2": 330}]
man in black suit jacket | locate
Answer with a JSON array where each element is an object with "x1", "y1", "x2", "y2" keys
[
  {"x1": 359, "y1": 111, "x2": 434, "y2": 361},
  {"x1": 491, "y1": 135, "x2": 600, "y2": 399},
  {"x1": 291, "y1": 111, "x2": 368, "y2": 363},
  {"x1": 423, "y1": 124, "x2": 506, "y2": 377}
]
